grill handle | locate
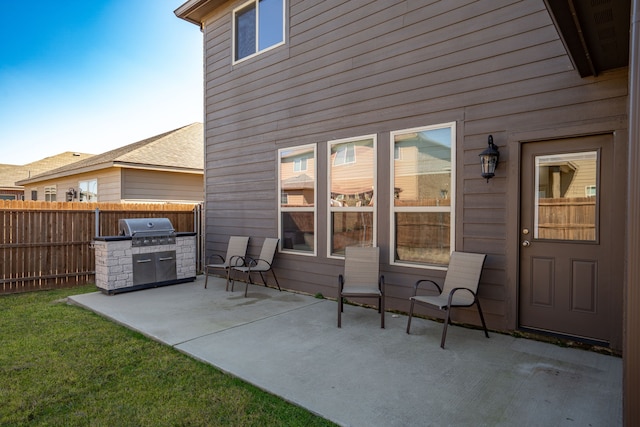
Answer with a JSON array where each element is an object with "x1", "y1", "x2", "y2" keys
[{"x1": 136, "y1": 258, "x2": 153, "y2": 264}]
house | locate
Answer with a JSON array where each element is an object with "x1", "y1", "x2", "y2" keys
[
  {"x1": 175, "y1": 0, "x2": 639, "y2": 420},
  {"x1": 16, "y1": 123, "x2": 204, "y2": 203},
  {"x1": 0, "y1": 152, "x2": 94, "y2": 200}
]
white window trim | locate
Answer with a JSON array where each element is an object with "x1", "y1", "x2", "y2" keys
[
  {"x1": 79, "y1": 179, "x2": 98, "y2": 202},
  {"x1": 44, "y1": 185, "x2": 57, "y2": 202},
  {"x1": 232, "y1": 0, "x2": 286, "y2": 65},
  {"x1": 278, "y1": 143, "x2": 317, "y2": 256},
  {"x1": 327, "y1": 134, "x2": 377, "y2": 259},
  {"x1": 389, "y1": 122, "x2": 456, "y2": 270}
]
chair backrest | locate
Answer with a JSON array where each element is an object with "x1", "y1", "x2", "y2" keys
[
  {"x1": 225, "y1": 236, "x2": 249, "y2": 266},
  {"x1": 255, "y1": 237, "x2": 279, "y2": 270},
  {"x1": 441, "y1": 251, "x2": 486, "y2": 304},
  {"x1": 344, "y1": 246, "x2": 380, "y2": 287}
]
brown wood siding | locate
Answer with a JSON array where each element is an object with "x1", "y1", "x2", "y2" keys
[
  {"x1": 201, "y1": 0, "x2": 628, "y2": 334},
  {"x1": 121, "y1": 169, "x2": 204, "y2": 203}
]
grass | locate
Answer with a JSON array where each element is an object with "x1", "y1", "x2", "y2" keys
[{"x1": 0, "y1": 285, "x2": 336, "y2": 427}]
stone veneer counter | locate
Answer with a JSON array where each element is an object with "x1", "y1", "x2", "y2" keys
[{"x1": 94, "y1": 232, "x2": 196, "y2": 295}]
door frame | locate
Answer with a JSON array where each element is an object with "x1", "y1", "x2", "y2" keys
[{"x1": 506, "y1": 120, "x2": 627, "y2": 350}]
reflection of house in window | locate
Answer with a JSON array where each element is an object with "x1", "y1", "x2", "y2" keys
[
  {"x1": 537, "y1": 152, "x2": 596, "y2": 199},
  {"x1": 280, "y1": 174, "x2": 314, "y2": 206},
  {"x1": 279, "y1": 145, "x2": 316, "y2": 254},
  {"x1": 394, "y1": 132, "x2": 451, "y2": 204}
]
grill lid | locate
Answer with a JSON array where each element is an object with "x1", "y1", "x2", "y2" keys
[{"x1": 119, "y1": 218, "x2": 176, "y2": 237}]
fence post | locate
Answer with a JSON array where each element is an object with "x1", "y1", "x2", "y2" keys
[
  {"x1": 193, "y1": 203, "x2": 204, "y2": 273},
  {"x1": 95, "y1": 208, "x2": 100, "y2": 237}
]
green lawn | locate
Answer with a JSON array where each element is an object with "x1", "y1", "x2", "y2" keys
[{"x1": 0, "y1": 285, "x2": 336, "y2": 426}]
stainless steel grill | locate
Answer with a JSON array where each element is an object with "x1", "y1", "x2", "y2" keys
[
  {"x1": 119, "y1": 218, "x2": 177, "y2": 286},
  {"x1": 119, "y1": 218, "x2": 176, "y2": 247}
]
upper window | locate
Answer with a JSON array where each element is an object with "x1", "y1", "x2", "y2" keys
[
  {"x1": 278, "y1": 144, "x2": 316, "y2": 255},
  {"x1": 391, "y1": 123, "x2": 455, "y2": 268},
  {"x1": 328, "y1": 135, "x2": 376, "y2": 257},
  {"x1": 44, "y1": 186, "x2": 57, "y2": 202},
  {"x1": 234, "y1": 0, "x2": 285, "y2": 63},
  {"x1": 79, "y1": 179, "x2": 98, "y2": 202}
]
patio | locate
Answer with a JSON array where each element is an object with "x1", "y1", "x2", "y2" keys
[{"x1": 68, "y1": 276, "x2": 622, "y2": 427}]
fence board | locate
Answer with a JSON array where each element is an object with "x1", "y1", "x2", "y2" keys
[{"x1": 0, "y1": 201, "x2": 202, "y2": 294}]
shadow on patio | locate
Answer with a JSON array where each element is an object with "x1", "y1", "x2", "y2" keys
[{"x1": 68, "y1": 276, "x2": 622, "y2": 427}]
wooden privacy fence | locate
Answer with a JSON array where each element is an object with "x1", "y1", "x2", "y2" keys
[{"x1": 0, "y1": 201, "x2": 203, "y2": 294}]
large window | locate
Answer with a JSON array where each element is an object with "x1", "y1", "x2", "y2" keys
[
  {"x1": 329, "y1": 135, "x2": 376, "y2": 257},
  {"x1": 44, "y1": 186, "x2": 57, "y2": 202},
  {"x1": 234, "y1": 0, "x2": 285, "y2": 62},
  {"x1": 279, "y1": 144, "x2": 316, "y2": 254},
  {"x1": 79, "y1": 179, "x2": 98, "y2": 202},
  {"x1": 391, "y1": 123, "x2": 455, "y2": 267}
]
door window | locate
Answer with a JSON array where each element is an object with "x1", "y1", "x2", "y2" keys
[{"x1": 534, "y1": 151, "x2": 598, "y2": 241}]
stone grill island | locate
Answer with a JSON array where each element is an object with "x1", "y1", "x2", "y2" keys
[{"x1": 93, "y1": 218, "x2": 196, "y2": 295}]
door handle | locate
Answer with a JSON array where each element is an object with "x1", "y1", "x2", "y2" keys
[{"x1": 522, "y1": 240, "x2": 531, "y2": 247}]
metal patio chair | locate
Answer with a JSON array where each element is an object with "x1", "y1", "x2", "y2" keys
[
  {"x1": 406, "y1": 251, "x2": 489, "y2": 348},
  {"x1": 229, "y1": 237, "x2": 282, "y2": 297},
  {"x1": 337, "y1": 246, "x2": 385, "y2": 328},
  {"x1": 204, "y1": 236, "x2": 249, "y2": 290}
]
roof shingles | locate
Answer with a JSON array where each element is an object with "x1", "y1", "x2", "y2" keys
[{"x1": 16, "y1": 123, "x2": 203, "y2": 185}]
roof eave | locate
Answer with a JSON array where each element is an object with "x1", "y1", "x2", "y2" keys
[
  {"x1": 15, "y1": 162, "x2": 116, "y2": 185},
  {"x1": 174, "y1": 0, "x2": 227, "y2": 27},
  {"x1": 113, "y1": 162, "x2": 204, "y2": 174}
]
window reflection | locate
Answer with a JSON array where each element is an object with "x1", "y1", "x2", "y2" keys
[{"x1": 535, "y1": 151, "x2": 597, "y2": 241}]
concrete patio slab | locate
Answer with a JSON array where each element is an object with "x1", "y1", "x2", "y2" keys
[{"x1": 68, "y1": 276, "x2": 622, "y2": 427}]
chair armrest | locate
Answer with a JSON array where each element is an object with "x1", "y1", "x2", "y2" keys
[
  {"x1": 206, "y1": 254, "x2": 225, "y2": 265},
  {"x1": 244, "y1": 256, "x2": 258, "y2": 266},
  {"x1": 446, "y1": 287, "x2": 477, "y2": 307},
  {"x1": 412, "y1": 279, "x2": 442, "y2": 296},
  {"x1": 229, "y1": 255, "x2": 245, "y2": 267}
]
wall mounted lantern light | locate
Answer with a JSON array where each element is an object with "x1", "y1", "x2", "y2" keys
[
  {"x1": 66, "y1": 188, "x2": 77, "y2": 202},
  {"x1": 479, "y1": 135, "x2": 500, "y2": 182}
]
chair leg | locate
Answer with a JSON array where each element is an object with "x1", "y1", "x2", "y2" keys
[
  {"x1": 337, "y1": 294, "x2": 342, "y2": 328},
  {"x1": 380, "y1": 295, "x2": 385, "y2": 329},
  {"x1": 406, "y1": 299, "x2": 415, "y2": 333},
  {"x1": 204, "y1": 267, "x2": 209, "y2": 289},
  {"x1": 229, "y1": 269, "x2": 236, "y2": 292},
  {"x1": 225, "y1": 268, "x2": 230, "y2": 292},
  {"x1": 259, "y1": 272, "x2": 268, "y2": 287},
  {"x1": 441, "y1": 308, "x2": 452, "y2": 349},
  {"x1": 244, "y1": 272, "x2": 251, "y2": 297},
  {"x1": 475, "y1": 299, "x2": 490, "y2": 338},
  {"x1": 270, "y1": 270, "x2": 282, "y2": 291}
]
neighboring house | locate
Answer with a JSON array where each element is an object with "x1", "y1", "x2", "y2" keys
[
  {"x1": 0, "y1": 152, "x2": 94, "y2": 200},
  {"x1": 16, "y1": 123, "x2": 204, "y2": 203},
  {"x1": 176, "y1": 1, "x2": 639, "y2": 419}
]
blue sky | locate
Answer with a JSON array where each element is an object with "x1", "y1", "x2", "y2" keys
[{"x1": 0, "y1": 1, "x2": 203, "y2": 164}]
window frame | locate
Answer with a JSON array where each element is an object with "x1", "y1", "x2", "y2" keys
[
  {"x1": 278, "y1": 143, "x2": 317, "y2": 256},
  {"x1": 78, "y1": 179, "x2": 98, "y2": 202},
  {"x1": 232, "y1": 0, "x2": 286, "y2": 64},
  {"x1": 389, "y1": 122, "x2": 456, "y2": 270},
  {"x1": 327, "y1": 134, "x2": 377, "y2": 259},
  {"x1": 44, "y1": 185, "x2": 57, "y2": 202}
]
